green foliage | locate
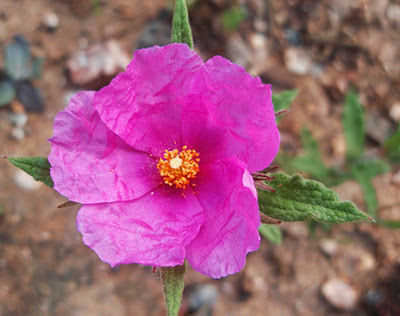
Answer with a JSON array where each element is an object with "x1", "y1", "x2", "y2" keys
[
  {"x1": 172, "y1": 0, "x2": 194, "y2": 49},
  {"x1": 281, "y1": 128, "x2": 350, "y2": 186},
  {"x1": 349, "y1": 159, "x2": 390, "y2": 217},
  {"x1": 221, "y1": 6, "x2": 247, "y2": 32},
  {"x1": 272, "y1": 89, "x2": 298, "y2": 112},
  {"x1": 90, "y1": 0, "x2": 103, "y2": 16},
  {"x1": 272, "y1": 89, "x2": 298, "y2": 122},
  {"x1": 290, "y1": 128, "x2": 331, "y2": 180},
  {"x1": 0, "y1": 81, "x2": 16, "y2": 107},
  {"x1": 279, "y1": 89, "x2": 395, "y2": 223},
  {"x1": 384, "y1": 123, "x2": 400, "y2": 162},
  {"x1": 259, "y1": 224, "x2": 282, "y2": 245},
  {"x1": 258, "y1": 173, "x2": 370, "y2": 223},
  {"x1": 161, "y1": 262, "x2": 186, "y2": 316},
  {"x1": 343, "y1": 90, "x2": 365, "y2": 160},
  {"x1": 379, "y1": 219, "x2": 400, "y2": 229},
  {"x1": 7, "y1": 156, "x2": 54, "y2": 188}
]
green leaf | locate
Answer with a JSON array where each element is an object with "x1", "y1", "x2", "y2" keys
[
  {"x1": 384, "y1": 123, "x2": 400, "y2": 162},
  {"x1": 0, "y1": 80, "x2": 16, "y2": 107},
  {"x1": 7, "y1": 156, "x2": 54, "y2": 188},
  {"x1": 221, "y1": 6, "x2": 247, "y2": 32},
  {"x1": 350, "y1": 159, "x2": 390, "y2": 217},
  {"x1": 90, "y1": 0, "x2": 103, "y2": 16},
  {"x1": 343, "y1": 90, "x2": 365, "y2": 160},
  {"x1": 4, "y1": 35, "x2": 32, "y2": 80},
  {"x1": 272, "y1": 89, "x2": 298, "y2": 112},
  {"x1": 379, "y1": 219, "x2": 400, "y2": 229},
  {"x1": 161, "y1": 262, "x2": 186, "y2": 316},
  {"x1": 259, "y1": 224, "x2": 282, "y2": 245},
  {"x1": 272, "y1": 89, "x2": 298, "y2": 122},
  {"x1": 290, "y1": 128, "x2": 331, "y2": 180},
  {"x1": 172, "y1": 0, "x2": 193, "y2": 49},
  {"x1": 258, "y1": 173, "x2": 371, "y2": 223}
]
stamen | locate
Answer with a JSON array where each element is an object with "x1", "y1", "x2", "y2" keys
[{"x1": 157, "y1": 146, "x2": 200, "y2": 189}]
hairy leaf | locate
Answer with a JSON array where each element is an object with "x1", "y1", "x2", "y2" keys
[
  {"x1": 343, "y1": 90, "x2": 365, "y2": 160},
  {"x1": 172, "y1": 0, "x2": 193, "y2": 49},
  {"x1": 272, "y1": 89, "x2": 298, "y2": 122},
  {"x1": 258, "y1": 173, "x2": 370, "y2": 223},
  {"x1": 161, "y1": 262, "x2": 186, "y2": 316},
  {"x1": 259, "y1": 224, "x2": 282, "y2": 245},
  {"x1": 7, "y1": 156, "x2": 54, "y2": 188}
]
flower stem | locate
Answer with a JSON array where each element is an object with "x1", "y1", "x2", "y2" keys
[
  {"x1": 160, "y1": 261, "x2": 187, "y2": 316},
  {"x1": 172, "y1": 0, "x2": 194, "y2": 49}
]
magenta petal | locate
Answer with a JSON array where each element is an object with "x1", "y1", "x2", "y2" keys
[
  {"x1": 49, "y1": 91, "x2": 160, "y2": 204},
  {"x1": 183, "y1": 56, "x2": 280, "y2": 172},
  {"x1": 186, "y1": 157, "x2": 260, "y2": 278},
  {"x1": 77, "y1": 186, "x2": 204, "y2": 267},
  {"x1": 94, "y1": 44, "x2": 204, "y2": 156}
]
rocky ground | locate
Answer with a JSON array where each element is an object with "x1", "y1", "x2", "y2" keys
[{"x1": 1, "y1": 0, "x2": 399, "y2": 315}]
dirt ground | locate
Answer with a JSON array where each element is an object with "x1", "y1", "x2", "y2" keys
[{"x1": 1, "y1": 0, "x2": 400, "y2": 315}]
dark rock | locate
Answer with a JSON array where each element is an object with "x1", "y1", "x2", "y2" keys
[{"x1": 15, "y1": 80, "x2": 45, "y2": 113}]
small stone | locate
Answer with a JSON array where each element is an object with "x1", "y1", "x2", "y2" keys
[
  {"x1": 254, "y1": 18, "x2": 267, "y2": 33},
  {"x1": 14, "y1": 169, "x2": 41, "y2": 191},
  {"x1": 10, "y1": 127, "x2": 25, "y2": 140},
  {"x1": 15, "y1": 81, "x2": 45, "y2": 113},
  {"x1": 67, "y1": 40, "x2": 130, "y2": 88},
  {"x1": 389, "y1": 102, "x2": 400, "y2": 122},
  {"x1": 187, "y1": 284, "x2": 218, "y2": 314},
  {"x1": 387, "y1": 4, "x2": 400, "y2": 25},
  {"x1": 9, "y1": 113, "x2": 28, "y2": 127},
  {"x1": 226, "y1": 36, "x2": 253, "y2": 68},
  {"x1": 136, "y1": 16, "x2": 171, "y2": 49},
  {"x1": 363, "y1": 289, "x2": 384, "y2": 308},
  {"x1": 359, "y1": 252, "x2": 376, "y2": 272},
  {"x1": 285, "y1": 47, "x2": 314, "y2": 75},
  {"x1": 42, "y1": 11, "x2": 59, "y2": 30},
  {"x1": 392, "y1": 170, "x2": 400, "y2": 185},
  {"x1": 319, "y1": 239, "x2": 339, "y2": 257},
  {"x1": 322, "y1": 278, "x2": 358, "y2": 310},
  {"x1": 365, "y1": 110, "x2": 394, "y2": 144}
]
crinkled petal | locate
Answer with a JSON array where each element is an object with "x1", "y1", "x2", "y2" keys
[
  {"x1": 186, "y1": 157, "x2": 260, "y2": 278},
  {"x1": 77, "y1": 186, "x2": 204, "y2": 267},
  {"x1": 94, "y1": 44, "x2": 204, "y2": 156},
  {"x1": 49, "y1": 91, "x2": 160, "y2": 204},
  {"x1": 183, "y1": 56, "x2": 280, "y2": 172}
]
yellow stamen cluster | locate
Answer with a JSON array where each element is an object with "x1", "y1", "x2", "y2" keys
[{"x1": 157, "y1": 146, "x2": 200, "y2": 189}]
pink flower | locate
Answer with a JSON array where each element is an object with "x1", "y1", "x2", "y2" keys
[{"x1": 49, "y1": 44, "x2": 279, "y2": 278}]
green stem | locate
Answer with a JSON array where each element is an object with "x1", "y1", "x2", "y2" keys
[
  {"x1": 160, "y1": 261, "x2": 187, "y2": 316},
  {"x1": 172, "y1": 0, "x2": 194, "y2": 49}
]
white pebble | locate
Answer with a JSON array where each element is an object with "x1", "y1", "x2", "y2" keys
[
  {"x1": 319, "y1": 239, "x2": 339, "y2": 256},
  {"x1": 322, "y1": 278, "x2": 358, "y2": 310},
  {"x1": 14, "y1": 169, "x2": 42, "y2": 191},
  {"x1": 42, "y1": 11, "x2": 59, "y2": 29}
]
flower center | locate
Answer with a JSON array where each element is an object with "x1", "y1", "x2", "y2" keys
[{"x1": 157, "y1": 146, "x2": 200, "y2": 189}]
